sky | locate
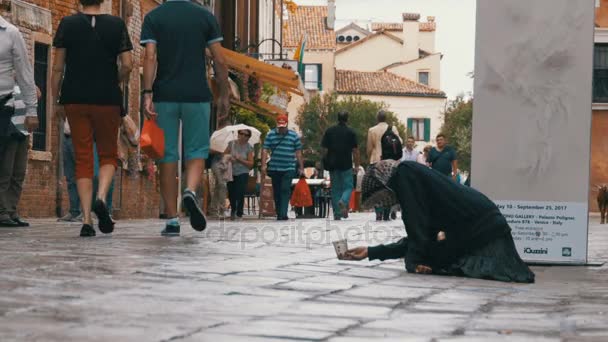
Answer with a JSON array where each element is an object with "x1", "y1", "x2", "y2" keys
[{"x1": 295, "y1": 0, "x2": 477, "y2": 99}]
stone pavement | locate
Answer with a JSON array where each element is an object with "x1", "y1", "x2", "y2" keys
[{"x1": 0, "y1": 213, "x2": 607, "y2": 342}]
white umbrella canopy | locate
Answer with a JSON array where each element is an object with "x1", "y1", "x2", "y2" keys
[{"x1": 210, "y1": 124, "x2": 261, "y2": 152}]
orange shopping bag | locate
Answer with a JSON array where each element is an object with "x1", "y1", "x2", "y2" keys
[
  {"x1": 140, "y1": 119, "x2": 165, "y2": 159},
  {"x1": 290, "y1": 176, "x2": 313, "y2": 207}
]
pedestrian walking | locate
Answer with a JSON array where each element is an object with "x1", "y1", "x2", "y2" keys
[
  {"x1": 400, "y1": 136, "x2": 419, "y2": 162},
  {"x1": 208, "y1": 149, "x2": 229, "y2": 219},
  {"x1": 52, "y1": 0, "x2": 133, "y2": 237},
  {"x1": 321, "y1": 111, "x2": 360, "y2": 220},
  {"x1": 59, "y1": 121, "x2": 114, "y2": 222},
  {"x1": 344, "y1": 160, "x2": 535, "y2": 283},
  {"x1": 0, "y1": 84, "x2": 38, "y2": 228},
  {"x1": 0, "y1": 14, "x2": 39, "y2": 228},
  {"x1": 58, "y1": 120, "x2": 81, "y2": 222},
  {"x1": 261, "y1": 114, "x2": 304, "y2": 221},
  {"x1": 141, "y1": 0, "x2": 230, "y2": 236},
  {"x1": 225, "y1": 129, "x2": 254, "y2": 220},
  {"x1": 366, "y1": 110, "x2": 402, "y2": 221},
  {"x1": 419, "y1": 145, "x2": 432, "y2": 166},
  {"x1": 428, "y1": 133, "x2": 458, "y2": 181}
]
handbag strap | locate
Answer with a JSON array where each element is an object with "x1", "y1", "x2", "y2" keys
[{"x1": 270, "y1": 130, "x2": 288, "y2": 155}]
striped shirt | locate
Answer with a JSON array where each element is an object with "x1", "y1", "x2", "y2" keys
[
  {"x1": 9, "y1": 85, "x2": 28, "y2": 136},
  {"x1": 263, "y1": 128, "x2": 302, "y2": 171}
]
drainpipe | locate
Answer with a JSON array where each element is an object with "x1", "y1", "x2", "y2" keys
[
  {"x1": 280, "y1": 0, "x2": 283, "y2": 58},
  {"x1": 272, "y1": 0, "x2": 276, "y2": 57}
]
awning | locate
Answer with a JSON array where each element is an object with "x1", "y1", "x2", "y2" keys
[{"x1": 221, "y1": 47, "x2": 304, "y2": 97}]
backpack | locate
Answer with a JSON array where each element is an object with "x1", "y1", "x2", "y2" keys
[{"x1": 381, "y1": 125, "x2": 403, "y2": 160}]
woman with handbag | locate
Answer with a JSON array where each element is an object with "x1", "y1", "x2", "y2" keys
[{"x1": 52, "y1": 0, "x2": 133, "y2": 237}]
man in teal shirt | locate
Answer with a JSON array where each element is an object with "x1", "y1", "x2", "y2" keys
[{"x1": 141, "y1": 0, "x2": 230, "y2": 236}]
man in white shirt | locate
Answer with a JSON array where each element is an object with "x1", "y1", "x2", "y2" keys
[
  {"x1": 0, "y1": 16, "x2": 38, "y2": 228},
  {"x1": 401, "y1": 136, "x2": 419, "y2": 162},
  {"x1": 366, "y1": 111, "x2": 402, "y2": 165},
  {"x1": 366, "y1": 110, "x2": 402, "y2": 221}
]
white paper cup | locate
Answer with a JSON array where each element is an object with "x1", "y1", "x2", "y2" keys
[{"x1": 332, "y1": 239, "x2": 348, "y2": 259}]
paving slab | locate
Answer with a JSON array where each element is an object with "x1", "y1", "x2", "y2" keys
[{"x1": 0, "y1": 213, "x2": 607, "y2": 341}]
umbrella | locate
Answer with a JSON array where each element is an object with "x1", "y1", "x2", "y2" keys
[{"x1": 210, "y1": 124, "x2": 261, "y2": 152}]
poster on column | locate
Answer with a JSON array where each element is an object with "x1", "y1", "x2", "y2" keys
[{"x1": 471, "y1": 0, "x2": 595, "y2": 264}]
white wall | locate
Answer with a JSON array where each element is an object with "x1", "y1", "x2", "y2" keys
[
  {"x1": 388, "y1": 53, "x2": 442, "y2": 89},
  {"x1": 338, "y1": 94, "x2": 446, "y2": 143},
  {"x1": 419, "y1": 31, "x2": 436, "y2": 53},
  {"x1": 334, "y1": 35, "x2": 402, "y2": 71}
]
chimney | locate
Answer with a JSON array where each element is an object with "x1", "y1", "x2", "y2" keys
[
  {"x1": 327, "y1": 0, "x2": 336, "y2": 30},
  {"x1": 402, "y1": 12, "x2": 420, "y2": 62}
]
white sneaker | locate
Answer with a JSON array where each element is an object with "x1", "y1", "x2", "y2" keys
[{"x1": 58, "y1": 213, "x2": 82, "y2": 222}]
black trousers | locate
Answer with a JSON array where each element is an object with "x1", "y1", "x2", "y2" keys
[{"x1": 227, "y1": 173, "x2": 248, "y2": 217}]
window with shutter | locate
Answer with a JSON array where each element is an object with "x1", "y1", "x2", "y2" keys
[
  {"x1": 303, "y1": 64, "x2": 322, "y2": 91},
  {"x1": 594, "y1": 44, "x2": 608, "y2": 103},
  {"x1": 409, "y1": 118, "x2": 430, "y2": 142}
]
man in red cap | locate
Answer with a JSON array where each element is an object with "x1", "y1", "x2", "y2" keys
[{"x1": 261, "y1": 114, "x2": 304, "y2": 220}]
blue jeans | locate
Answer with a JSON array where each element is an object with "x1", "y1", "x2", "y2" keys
[
  {"x1": 330, "y1": 169, "x2": 353, "y2": 218},
  {"x1": 268, "y1": 170, "x2": 295, "y2": 219},
  {"x1": 63, "y1": 136, "x2": 80, "y2": 216}
]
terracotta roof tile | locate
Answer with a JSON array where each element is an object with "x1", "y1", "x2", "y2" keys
[
  {"x1": 419, "y1": 22, "x2": 436, "y2": 32},
  {"x1": 283, "y1": 6, "x2": 336, "y2": 50},
  {"x1": 335, "y1": 70, "x2": 445, "y2": 98},
  {"x1": 370, "y1": 22, "x2": 436, "y2": 32}
]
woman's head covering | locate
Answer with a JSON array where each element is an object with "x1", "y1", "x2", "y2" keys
[{"x1": 361, "y1": 160, "x2": 400, "y2": 209}]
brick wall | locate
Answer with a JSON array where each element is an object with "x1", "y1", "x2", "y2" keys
[
  {"x1": 3, "y1": 0, "x2": 161, "y2": 219},
  {"x1": 590, "y1": 110, "x2": 608, "y2": 212}
]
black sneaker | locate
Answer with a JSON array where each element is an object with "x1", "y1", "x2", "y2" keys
[
  {"x1": 0, "y1": 218, "x2": 20, "y2": 227},
  {"x1": 93, "y1": 199, "x2": 114, "y2": 234},
  {"x1": 11, "y1": 217, "x2": 29, "y2": 227},
  {"x1": 80, "y1": 224, "x2": 96, "y2": 237},
  {"x1": 161, "y1": 223, "x2": 180, "y2": 237},
  {"x1": 182, "y1": 189, "x2": 206, "y2": 231}
]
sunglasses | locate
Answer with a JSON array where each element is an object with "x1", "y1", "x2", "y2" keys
[{"x1": 238, "y1": 132, "x2": 251, "y2": 137}]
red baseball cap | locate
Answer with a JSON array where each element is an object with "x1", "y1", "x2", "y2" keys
[{"x1": 276, "y1": 114, "x2": 288, "y2": 127}]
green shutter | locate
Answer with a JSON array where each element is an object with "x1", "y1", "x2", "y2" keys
[
  {"x1": 317, "y1": 65, "x2": 323, "y2": 91},
  {"x1": 407, "y1": 118, "x2": 413, "y2": 136},
  {"x1": 423, "y1": 118, "x2": 431, "y2": 141}
]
